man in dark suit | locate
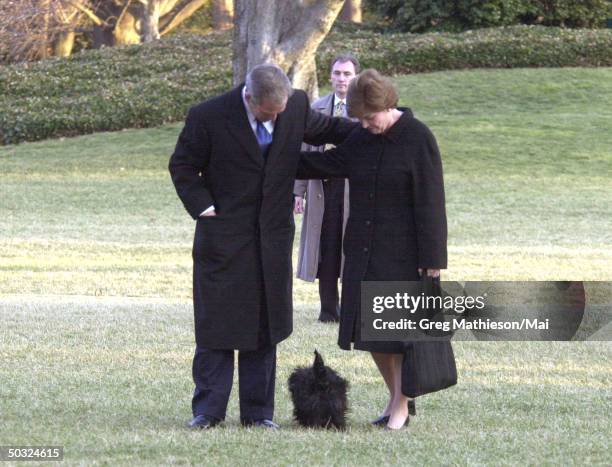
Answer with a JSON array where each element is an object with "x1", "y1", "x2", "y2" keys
[{"x1": 169, "y1": 64, "x2": 355, "y2": 430}]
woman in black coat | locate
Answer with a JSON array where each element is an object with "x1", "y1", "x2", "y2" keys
[{"x1": 297, "y1": 69, "x2": 451, "y2": 430}]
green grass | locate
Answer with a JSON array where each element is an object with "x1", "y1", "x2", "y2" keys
[
  {"x1": 1, "y1": 67, "x2": 611, "y2": 465},
  {"x1": 1, "y1": 297, "x2": 610, "y2": 465}
]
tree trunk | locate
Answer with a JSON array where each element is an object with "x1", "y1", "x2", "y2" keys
[
  {"x1": 91, "y1": 2, "x2": 140, "y2": 47},
  {"x1": 38, "y1": 0, "x2": 51, "y2": 59},
  {"x1": 287, "y1": 56, "x2": 319, "y2": 100},
  {"x1": 53, "y1": 31, "x2": 75, "y2": 57},
  {"x1": 92, "y1": 26, "x2": 114, "y2": 48},
  {"x1": 232, "y1": 0, "x2": 344, "y2": 100},
  {"x1": 340, "y1": 0, "x2": 362, "y2": 23},
  {"x1": 90, "y1": 0, "x2": 204, "y2": 47},
  {"x1": 213, "y1": 0, "x2": 233, "y2": 30},
  {"x1": 113, "y1": 9, "x2": 141, "y2": 45},
  {"x1": 141, "y1": 0, "x2": 162, "y2": 42}
]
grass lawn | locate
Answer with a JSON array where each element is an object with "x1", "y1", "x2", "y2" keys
[{"x1": 1, "y1": 67, "x2": 611, "y2": 465}]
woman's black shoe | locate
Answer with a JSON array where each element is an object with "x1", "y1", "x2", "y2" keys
[
  {"x1": 408, "y1": 399, "x2": 416, "y2": 416},
  {"x1": 372, "y1": 399, "x2": 415, "y2": 426},
  {"x1": 370, "y1": 399, "x2": 416, "y2": 426},
  {"x1": 371, "y1": 414, "x2": 390, "y2": 427},
  {"x1": 384, "y1": 415, "x2": 410, "y2": 430}
]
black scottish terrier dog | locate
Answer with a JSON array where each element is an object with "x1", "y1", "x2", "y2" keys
[{"x1": 288, "y1": 350, "x2": 349, "y2": 430}]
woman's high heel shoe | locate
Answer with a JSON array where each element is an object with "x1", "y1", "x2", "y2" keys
[
  {"x1": 384, "y1": 414, "x2": 410, "y2": 430},
  {"x1": 371, "y1": 414, "x2": 390, "y2": 427},
  {"x1": 408, "y1": 399, "x2": 416, "y2": 416},
  {"x1": 372, "y1": 399, "x2": 416, "y2": 426}
]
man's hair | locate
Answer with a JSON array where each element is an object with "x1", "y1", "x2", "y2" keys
[
  {"x1": 347, "y1": 69, "x2": 398, "y2": 118},
  {"x1": 331, "y1": 54, "x2": 360, "y2": 74},
  {"x1": 245, "y1": 63, "x2": 293, "y2": 105}
]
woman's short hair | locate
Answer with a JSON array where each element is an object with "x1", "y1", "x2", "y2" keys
[
  {"x1": 246, "y1": 63, "x2": 294, "y2": 106},
  {"x1": 347, "y1": 69, "x2": 398, "y2": 118}
]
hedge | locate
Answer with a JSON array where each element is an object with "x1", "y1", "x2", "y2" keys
[
  {"x1": 0, "y1": 33, "x2": 233, "y2": 146},
  {"x1": 319, "y1": 24, "x2": 612, "y2": 79},
  {"x1": 1, "y1": 25, "x2": 611, "y2": 145},
  {"x1": 366, "y1": 0, "x2": 612, "y2": 32}
]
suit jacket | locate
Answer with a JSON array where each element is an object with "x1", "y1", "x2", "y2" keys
[
  {"x1": 293, "y1": 93, "x2": 350, "y2": 282},
  {"x1": 169, "y1": 85, "x2": 356, "y2": 350}
]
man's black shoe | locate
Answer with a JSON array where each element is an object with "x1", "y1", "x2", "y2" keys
[
  {"x1": 242, "y1": 419, "x2": 279, "y2": 429},
  {"x1": 187, "y1": 414, "x2": 221, "y2": 429}
]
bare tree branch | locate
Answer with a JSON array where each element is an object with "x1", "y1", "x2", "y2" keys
[
  {"x1": 159, "y1": 0, "x2": 206, "y2": 36},
  {"x1": 67, "y1": 0, "x2": 104, "y2": 26},
  {"x1": 1, "y1": 0, "x2": 93, "y2": 62}
]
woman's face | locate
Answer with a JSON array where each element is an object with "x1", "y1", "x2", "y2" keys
[{"x1": 359, "y1": 110, "x2": 390, "y2": 134}]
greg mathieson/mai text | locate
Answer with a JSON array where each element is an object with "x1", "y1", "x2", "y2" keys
[{"x1": 372, "y1": 318, "x2": 550, "y2": 332}]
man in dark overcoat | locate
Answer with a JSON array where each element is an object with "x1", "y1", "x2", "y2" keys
[{"x1": 169, "y1": 64, "x2": 355, "y2": 430}]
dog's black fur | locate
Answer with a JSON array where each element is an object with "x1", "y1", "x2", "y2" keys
[{"x1": 288, "y1": 350, "x2": 349, "y2": 430}]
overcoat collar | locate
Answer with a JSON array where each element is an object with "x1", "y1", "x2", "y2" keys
[
  {"x1": 224, "y1": 84, "x2": 290, "y2": 168},
  {"x1": 384, "y1": 107, "x2": 414, "y2": 144}
]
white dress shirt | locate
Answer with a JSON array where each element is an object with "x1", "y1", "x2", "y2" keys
[{"x1": 242, "y1": 86, "x2": 275, "y2": 135}]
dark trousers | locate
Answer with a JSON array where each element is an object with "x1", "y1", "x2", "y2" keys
[
  {"x1": 192, "y1": 286, "x2": 276, "y2": 422},
  {"x1": 317, "y1": 179, "x2": 344, "y2": 316},
  {"x1": 318, "y1": 277, "x2": 339, "y2": 316},
  {"x1": 192, "y1": 345, "x2": 276, "y2": 421}
]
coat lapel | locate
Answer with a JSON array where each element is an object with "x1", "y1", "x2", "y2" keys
[
  {"x1": 264, "y1": 107, "x2": 290, "y2": 168},
  {"x1": 320, "y1": 93, "x2": 334, "y2": 115},
  {"x1": 225, "y1": 85, "x2": 264, "y2": 167}
]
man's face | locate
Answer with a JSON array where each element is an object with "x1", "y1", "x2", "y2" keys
[
  {"x1": 246, "y1": 94, "x2": 287, "y2": 123},
  {"x1": 330, "y1": 60, "x2": 356, "y2": 99}
]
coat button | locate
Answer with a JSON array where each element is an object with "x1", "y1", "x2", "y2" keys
[
  {"x1": 317, "y1": 194, "x2": 322, "y2": 199},
  {"x1": 368, "y1": 192, "x2": 374, "y2": 199},
  {"x1": 363, "y1": 247, "x2": 369, "y2": 253},
  {"x1": 365, "y1": 220, "x2": 372, "y2": 226}
]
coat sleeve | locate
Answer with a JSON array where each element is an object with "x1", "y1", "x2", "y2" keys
[
  {"x1": 301, "y1": 92, "x2": 357, "y2": 147},
  {"x1": 296, "y1": 143, "x2": 349, "y2": 180},
  {"x1": 168, "y1": 106, "x2": 215, "y2": 220},
  {"x1": 410, "y1": 122, "x2": 448, "y2": 269},
  {"x1": 294, "y1": 179, "x2": 307, "y2": 197}
]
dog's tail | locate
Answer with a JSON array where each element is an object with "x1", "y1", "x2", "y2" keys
[{"x1": 313, "y1": 350, "x2": 327, "y2": 383}]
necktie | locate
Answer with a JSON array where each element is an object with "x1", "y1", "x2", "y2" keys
[
  {"x1": 256, "y1": 120, "x2": 272, "y2": 158},
  {"x1": 334, "y1": 101, "x2": 345, "y2": 117}
]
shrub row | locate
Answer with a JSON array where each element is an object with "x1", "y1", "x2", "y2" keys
[
  {"x1": 1, "y1": 25, "x2": 611, "y2": 145},
  {"x1": 366, "y1": 0, "x2": 612, "y2": 32},
  {"x1": 319, "y1": 24, "x2": 612, "y2": 80},
  {"x1": 0, "y1": 33, "x2": 233, "y2": 145}
]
